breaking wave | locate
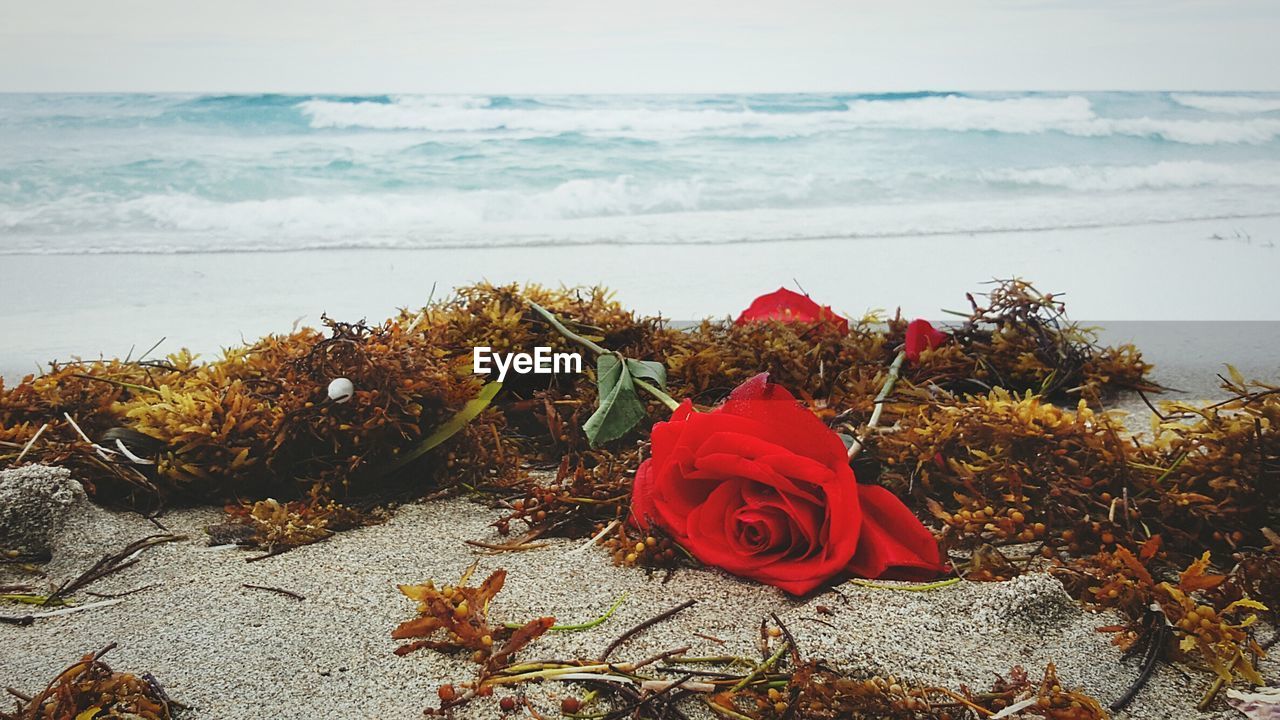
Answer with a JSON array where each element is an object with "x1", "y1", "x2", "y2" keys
[{"x1": 299, "y1": 94, "x2": 1280, "y2": 144}]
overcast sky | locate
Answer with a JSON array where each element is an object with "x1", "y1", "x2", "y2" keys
[{"x1": 1, "y1": 0, "x2": 1277, "y2": 93}]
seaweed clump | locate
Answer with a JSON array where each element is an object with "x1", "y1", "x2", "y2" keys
[
  {"x1": 1, "y1": 644, "x2": 177, "y2": 720},
  {"x1": 403, "y1": 595, "x2": 1112, "y2": 720},
  {"x1": 916, "y1": 279, "x2": 1154, "y2": 398}
]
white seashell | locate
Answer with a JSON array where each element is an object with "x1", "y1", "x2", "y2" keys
[{"x1": 327, "y1": 377, "x2": 355, "y2": 403}]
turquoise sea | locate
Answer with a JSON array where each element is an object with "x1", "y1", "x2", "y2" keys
[{"x1": 2, "y1": 91, "x2": 1280, "y2": 254}]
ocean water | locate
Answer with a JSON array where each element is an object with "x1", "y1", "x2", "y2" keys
[{"x1": 2, "y1": 91, "x2": 1280, "y2": 255}]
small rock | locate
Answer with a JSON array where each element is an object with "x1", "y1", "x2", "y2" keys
[
  {"x1": 972, "y1": 573, "x2": 1079, "y2": 632},
  {"x1": 0, "y1": 464, "x2": 87, "y2": 556}
]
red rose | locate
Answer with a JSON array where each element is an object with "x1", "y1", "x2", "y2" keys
[
  {"x1": 904, "y1": 319, "x2": 947, "y2": 363},
  {"x1": 735, "y1": 288, "x2": 849, "y2": 333},
  {"x1": 630, "y1": 374, "x2": 944, "y2": 595}
]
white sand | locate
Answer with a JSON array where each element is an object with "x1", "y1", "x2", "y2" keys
[
  {"x1": 4, "y1": 215, "x2": 1280, "y2": 383},
  {"x1": 2, "y1": 486, "x2": 1271, "y2": 720}
]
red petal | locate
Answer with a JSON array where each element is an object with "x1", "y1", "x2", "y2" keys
[
  {"x1": 904, "y1": 319, "x2": 948, "y2": 364},
  {"x1": 719, "y1": 373, "x2": 850, "y2": 469},
  {"x1": 847, "y1": 484, "x2": 945, "y2": 580},
  {"x1": 735, "y1": 288, "x2": 848, "y2": 333},
  {"x1": 628, "y1": 459, "x2": 657, "y2": 530}
]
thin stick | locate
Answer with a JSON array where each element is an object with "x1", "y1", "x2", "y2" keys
[
  {"x1": 600, "y1": 599, "x2": 697, "y2": 661},
  {"x1": 6, "y1": 598, "x2": 126, "y2": 623},
  {"x1": 845, "y1": 577, "x2": 961, "y2": 592},
  {"x1": 242, "y1": 584, "x2": 306, "y2": 601},
  {"x1": 631, "y1": 674, "x2": 707, "y2": 717},
  {"x1": 70, "y1": 373, "x2": 162, "y2": 396},
  {"x1": 730, "y1": 641, "x2": 789, "y2": 693},
  {"x1": 46, "y1": 534, "x2": 185, "y2": 603},
  {"x1": 848, "y1": 350, "x2": 906, "y2": 460},
  {"x1": 62, "y1": 412, "x2": 115, "y2": 460},
  {"x1": 572, "y1": 519, "x2": 620, "y2": 555},
  {"x1": 86, "y1": 584, "x2": 159, "y2": 599},
  {"x1": 485, "y1": 663, "x2": 613, "y2": 686},
  {"x1": 504, "y1": 592, "x2": 627, "y2": 632},
  {"x1": 530, "y1": 301, "x2": 680, "y2": 410},
  {"x1": 770, "y1": 612, "x2": 802, "y2": 665},
  {"x1": 464, "y1": 538, "x2": 550, "y2": 553},
  {"x1": 15, "y1": 423, "x2": 48, "y2": 464},
  {"x1": 626, "y1": 645, "x2": 690, "y2": 673},
  {"x1": 5, "y1": 687, "x2": 32, "y2": 702},
  {"x1": 528, "y1": 301, "x2": 608, "y2": 355}
]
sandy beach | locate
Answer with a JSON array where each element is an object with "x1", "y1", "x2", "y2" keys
[
  {"x1": 2, "y1": 495, "x2": 1264, "y2": 720},
  {"x1": 3, "y1": 328, "x2": 1275, "y2": 719}
]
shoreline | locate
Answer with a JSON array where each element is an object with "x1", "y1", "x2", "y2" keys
[{"x1": 3, "y1": 215, "x2": 1279, "y2": 385}]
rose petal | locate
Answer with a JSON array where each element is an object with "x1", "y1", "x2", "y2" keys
[
  {"x1": 719, "y1": 374, "x2": 850, "y2": 467},
  {"x1": 735, "y1": 288, "x2": 849, "y2": 333},
  {"x1": 904, "y1": 319, "x2": 948, "y2": 364},
  {"x1": 629, "y1": 459, "x2": 658, "y2": 530},
  {"x1": 847, "y1": 484, "x2": 946, "y2": 580}
]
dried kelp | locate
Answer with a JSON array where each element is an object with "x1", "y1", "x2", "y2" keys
[
  {"x1": 763, "y1": 661, "x2": 1107, "y2": 720},
  {"x1": 0, "y1": 279, "x2": 1153, "y2": 510},
  {"x1": 213, "y1": 496, "x2": 364, "y2": 559},
  {"x1": 922, "y1": 279, "x2": 1155, "y2": 398},
  {"x1": 392, "y1": 565, "x2": 553, "y2": 668},
  {"x1": 392, "y1": 564, "x2": 555, "y2": 714},
  {"x1": 1056, "y1": 540, "x2": 1268, "y2": 701},
  {"x1": 428, "y1": 608, "x2": 1109, "y2": 720},
  {"x1": 1, "y1": 644, "x2": 177, "y2": 720}
]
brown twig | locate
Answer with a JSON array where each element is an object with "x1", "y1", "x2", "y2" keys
[
  {"x1": 600, "y1": 599, "x2": 696, "y2": 661},
  {"x1": 242, "y1": 584, "x2": 306, "y2": 601},
  {"x1": 45, "y1": 535, "x2": 185, "y2": 604},
  {"x1": 627, "y1": 645, "x2": 690, "y2": 673},
  {"x1": 769, "y1": 612, "x2": 802, "y2": 665},
  {"x1": 602, "y1": 672, "x2": 697, "y2": 720},
  {"x1": 463, "y1": 538, "x2": 550, "y2": 554},
  {"x1": 4, "y1": 688, "x2": 32, "y2": 702},
  {"x1": 245, "y1": 546, "x2": 289, "y2": 563},
  {"x1": 86, "y1": 584, "x2": 160, "y2": 599}
]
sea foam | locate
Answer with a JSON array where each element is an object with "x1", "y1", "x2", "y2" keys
[
  {"x1": 3, "y1": 92, "x2": 1280, "y2": 255},
  {"x1": 298, "y1": 94, "x2": 1280, "y2": 145}
]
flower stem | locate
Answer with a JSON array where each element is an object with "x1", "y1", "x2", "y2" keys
[
  {"x1": 634, "y1": 377, "x2": 681, "y2": 411},
  {"x1": 530, "y1": 300, "x2": 680, "y2": 411},
  {"x1": 484, "y1": 663, "x2": 614, "y2": 686},
  {"x1": 529, "y1": 301, "x2": 608, "y2": 355},
  {"x1": 847, "y1": 349, "x2": 906, "y2": 461}
]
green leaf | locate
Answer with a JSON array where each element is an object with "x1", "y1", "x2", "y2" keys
[
  {"x1": 584, "y1": 355, "x2": 647, "y2": 447},
  {"x1": 381, "y1": 382, "x2": 502, "y2": 475},
  {"x1": 625, "y1": 359, "x2": 667, "y2": 389}
]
